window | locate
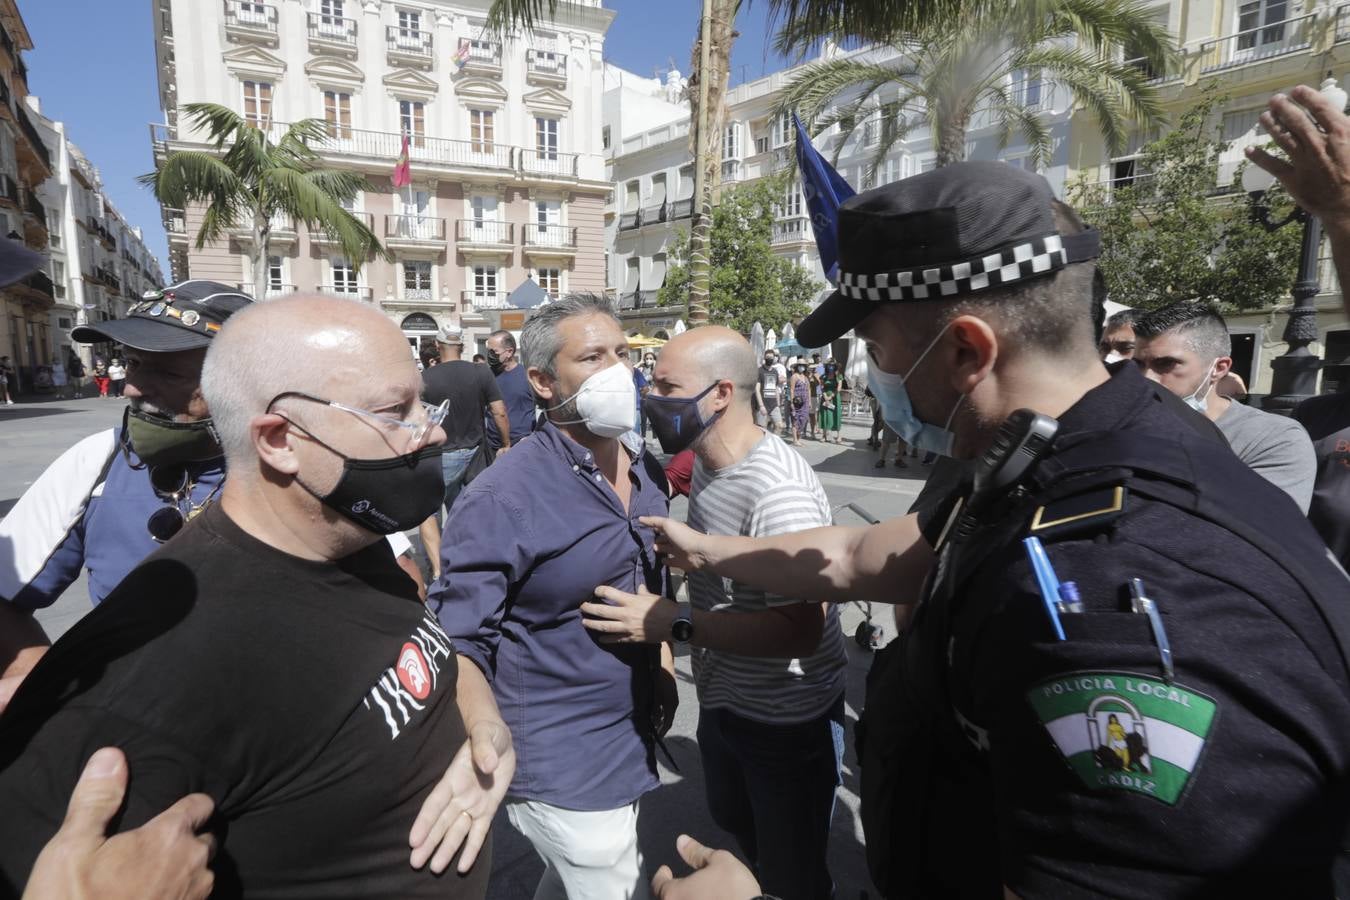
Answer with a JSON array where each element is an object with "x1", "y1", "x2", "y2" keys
[
  {"x1": 58, "y1": 316, "x2": 71, "y2": 329},
  {"x1": 535, "y1": 199, "x2": 561, "y2": 244},
  {"x1": 324, "y1": 91, "x2": 352, "y2": 139},
  {"x1": 1222, "y1": 108, "x2": 1263, "y2": 141},
  {"x1": 602, "y1": 125, "x2": 611, "y2": 150},
  {"x1": 779, "y1": 182, "x2": 803, "y2": 218},
  {"x1": 1012, "y1": 69, "x2": 1042, "y2": 108},
  {"x1": 472, "y1": 265, "x2": 498, "y2": 298},
  {"x1": 470, "y1": 109, "x2": 495, "y2": 153},
  {"x1": 536, "y1": 267, "x2": 560, "y2": 299},
  {"x1": 242, "y1": 80, "x2": 272, "y2": 128},
  {"x1": 880, "y1": 157, "x2": 903, "y2": 184},
  {"x1": 624, "y1": 257, "x2": 639, "y2": 292},
  {"x1": 399, "y1": 99, "x2": 425, "y2": 145},
  {"x1": 1237, "y1": 0, "x2": 1288, "y2": 50},
  {"x1": 238, "y1": 1, "x2": 268, "y2": 23},
  {"x1": 755, "y1": 135, "x2": 770, "y2": 155},
  {"x1": 46, "y1": 209, "x2": 59, "y2": 246},
  {"x1": 535, "y1": 117, "x2": 559, "y2": 160},
  {"x1": 320, "y1": 0, "x2": 344, "y2": 22},
  {"x1": 723, "y1": 123, "x2": 740, "y2": 160},
  {"x1": 331, "y1": 257, "x2": 357, "y2": 294},
  {"x1": 404, "y1": 261, "x2": 432, "y2": 299},
  {"x1": 863, "y1": 112, "x2": 880, "y2": 147},
  {"x1": 649, "y1": 253, "x2": 667, "y2": 289},
  {"x1": 51, "y1": 260, "x2": 65, "y2": 299},
  {"x1": 267, "y1": 256, "x2": 283, "y2": 291},
  {"x1": 470, "y1": 194, "x2": 497, "y2": 225},
  {"x1": 397, "y1": 8, "x2": 421, "y2": 41}
]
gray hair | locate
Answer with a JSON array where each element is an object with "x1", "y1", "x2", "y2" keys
[
  {"x1": 1134, "y1": 301, "x2": 1231, "y2": 360},
  {"x1": 520, "y1": 293, "x2": 622, "y2": 378}
]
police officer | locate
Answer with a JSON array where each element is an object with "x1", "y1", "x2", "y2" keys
[
  {"x1": 643, "y1": 163, "x2": 1350, "y2": 898},
  {"x1": 0, "y1": 281, "x2": 421, "y2": 709}
]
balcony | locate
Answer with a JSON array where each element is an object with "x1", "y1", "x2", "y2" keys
[
  {"x1": 307, "y1": 13, "x2": 357, "y2": 56},
  {"x1": 618, "y1": 211, "x2": 639, "y2": 231},
  {"x1": 224, "y1": 1, "x2": 279, "y2": 46},
  {"x1": 721, "y1": 159, "x2": 741, "y2": 184},
  {"x1": 526, "y1": 49, "x2": 567, "y2": 86},
  {"x1": 1123, "y1": 56, "x2": 1177, "y2": 86},
  {"x1": 459, "y1": 39, "x2": 502, "y2": 77},
  {"x1": 455, "y1": 219, "x2": 514, "y2": 252},
  {"x1": 1199, "y1": 11, "x2": 1314, "y2": 74},
  {"x1": 772, "y1": 217, "x2": 811, "y2": 246},
  {"x1": 310, "y1": 211, "x2": 373, "y2": 247},
  {"x1": 164, "y1": 208, "x2": 187, "y2": 237},
  {"x1": 461, "y1": 290, "x2": 512, "y2": 311},
  {"x1": 19, "y1": 271, "x2": 54, "y2": 305},
  {"x1": 669, "y1": 198, "x2": 694, "y2": 219},
  {"x1": 641, "y1": 203, "x2": 667, "y2": 226},
  {"x1": 21, "y1": 191, "x2": 44, "y2": 223},
  {"x1": 16, "y1": 106, "x2": 51, "y2": 175},
  {"x1": 322, "y1": 284, "x2": 374, "y2": 302},
  {"x1": 523, "y1": 223, "x2": 578, "y2": 256},
  {"x1": 237, "y1": 283, "x2": 298, "y2": 299},
  {"x1": 520, "y1": 148, "x2": 579, "y2": 179},
  {"x1": 0, "y1": 173, "x2": 18, "y2": 208},
  {"x1": 387, "y1": 27, "x2": 433, "y2": 69},
  {"x1": 1339, "y1": 3, "x2": 1350, "y2": 43},
  {"x1": 384, "y1": 214, "x2": 446, "y2": 248},
  {"x1": 230, "y1": 213, "x2": 297, "y2": 247},
  {"x1": 310, "y1": 125, "x2": 516, "y2": 175}
]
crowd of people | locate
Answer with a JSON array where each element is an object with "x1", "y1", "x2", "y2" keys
[{"x1": 0, "y1": 84, "x2": 1347, "y2": 900}]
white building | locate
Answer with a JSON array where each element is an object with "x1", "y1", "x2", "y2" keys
[
  {"x1": 150, "y1": 0, "x2": 615, "y2": 357},
  {"x1": 32, "y1": 105, "x2": 164, "y2": 368},
  {"x1": 604, "y1": 46, "x2": 1075, "y2": 336}
]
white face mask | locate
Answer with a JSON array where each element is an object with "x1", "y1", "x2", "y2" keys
[
  {"x1": 548, "y1": 361, "x2": 637, "y2": 438},
  {"x1": 1182, "y1": 359, "x2": 1218, "y2": 413},
  {"x1": 1103, "y1": 351, "x2": 1126, "y2": 365}
]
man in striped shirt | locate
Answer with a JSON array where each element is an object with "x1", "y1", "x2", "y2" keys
[{"x1": 582, "y1": 326, "x2": 846, "y2": 900}]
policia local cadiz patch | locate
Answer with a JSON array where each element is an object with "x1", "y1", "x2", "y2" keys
[{"x1": 1026, "y1": 671, "x2": 1217, "y2": 805}]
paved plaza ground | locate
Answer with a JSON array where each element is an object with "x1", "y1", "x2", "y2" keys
[{"x1": 1, "y1": 395, "x2": 929, "y2": 899}]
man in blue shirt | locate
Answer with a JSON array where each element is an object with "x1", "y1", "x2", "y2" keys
[
  {"x1": 483, "y1": 329, "x2": 537, "y2": 452},
  {"x1": 432, "y1": 294, "x2": 676, "y2": 900}
]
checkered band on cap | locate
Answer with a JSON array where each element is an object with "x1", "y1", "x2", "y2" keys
[{"x1": 838, "y1": 233, "x2": 1069, "y2": 302}]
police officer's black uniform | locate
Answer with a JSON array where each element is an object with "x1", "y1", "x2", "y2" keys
[{"x1": 796, "y1": 163, "x2": 1350, "y2": 899}]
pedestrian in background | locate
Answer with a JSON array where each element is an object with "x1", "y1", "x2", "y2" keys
[
  {"x1": 754, "y1": 352, "x2": 783, "y2": 434},
  {"x1": 107, "y1": 356, "x2": 126, "y2": 398},
  {"x1": 817, "y1": 360, "x2": 845, "y2": 444},
  {"x1": 65, "y1": 351, "x2": 85, "y2": 399},
  {"x1": 0, "y1": 355, "x2": 13, "y2": 405},
  {"x1": 93, "y1": 359, "x2": 109, "y2": 399},
  {"x1": 788, "y1": 359, "x2": 810, "y2": 445},
  {"x1": 49, "y1": 358, "x2": 66, "y2": 399}
]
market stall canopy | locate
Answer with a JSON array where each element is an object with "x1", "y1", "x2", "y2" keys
[{"x1": 750, "y1": 322, "x2": 765, "y2": 361}]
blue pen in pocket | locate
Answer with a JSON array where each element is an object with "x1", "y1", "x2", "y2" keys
[{"x1": 1022, "y1": 537, "x2": 1066, "y2": 641}]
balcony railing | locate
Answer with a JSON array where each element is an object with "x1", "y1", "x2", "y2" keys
[
  {"x1": 455, "y1": 219, "x2": 514, "y2": 244},
  {"x1": 225, "y1": 1, "x2": 278, "y2": 32},
  {"x1": 520, "y1": 148, "x2": 579, "y2": 177},
  {"x1": 1339, "y1": 3, "x2": 1350, "y2": 43},
  {"x1": 164, "y1": 209, "x2": 187, "y2": 234},
  {"x1": 772, "y1": 217, "x2": 811, "y2": 244},
  {"x1": 461, "y1": 39, "x2": 502, "y2": 70},
  {"x1": 0, "y1": 173, "x2": 18, "y2": 205},
  {"x1": 527, "y1": 49, "x2": 567, "y2": 80},
  {"x1": 388, "y1": 26, "x2": 432, "y2": 58},
  {"x1": 237, "y1": 283, "x2": 298, "y2": 298},
  {"x1": 311, "y1": 211, "x2": 373, "y2": 243},
  {"x1": 721, "y1": 159, "x2": 741, "y2": 183},
  {"x1": 669, "y1": 198, "x2": 694, "y2": 219},
  {"x1": 385, "y1": 214, "x2": 446, "y2": 241},
  {"x1": 402, "y1": 287, "x2": 434, "y2": 301},
  {"x1": 23, "y1": 271, "x2": 53, "y2": 301},
  {"x1": 618, "y1": 211, "x2": 639, "y2": 231},
  {"x1": 17, "y1": 106, "x2": 51, "y2": 171},
  {"x1": 22, "y1": 191, "x2": 44, "y2": 223},
  {"x1": 1199, "y1": 11, "x2": 1314, "y2": 73},
  {"x1": 307, "y1": 12, "x2": 357, "y2": 46},
  {"x1": 462, "y1": 290, "x2": 511, "y2": 310},
  {"x1": 1123, "y1": 56, "x2": 1176, "y2": 84},
  {"x1": 524, "y1": 223, "x2": 577, "y2": 248},
  {"x1": 641, "y1": 203, "x2": 667, "y2": 226},
  {"x1": 310, "y1": 125, "x2": 515, "y2": 172},
  {"x1": 322, "y1": 284, "x2": 373, "y2": 301}
]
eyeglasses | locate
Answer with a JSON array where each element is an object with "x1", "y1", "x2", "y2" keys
[
  {"x1": 147, "y1": 466, "x2": 223, "y2": 543},
  {"x1": 267, "y1": 391, "x2": 448, "y2": 450}
]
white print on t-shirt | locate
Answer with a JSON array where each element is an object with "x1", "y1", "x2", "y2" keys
[{"x1": 363, "y1": 610, "x2": 455, "y2": 740}]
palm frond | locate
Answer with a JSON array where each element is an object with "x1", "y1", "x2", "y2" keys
[
  {"x1": 180, "y1": 103, "x2": 250, "y2": 149},
  {"x1": 141, "y1": 151, "x2": 245, "y2": 211},
  {"x1": 263, "y1": 168, "x2": 390, "y2": 266}
]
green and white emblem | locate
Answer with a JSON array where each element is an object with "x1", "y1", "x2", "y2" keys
[{"x1": 1026, "y1": 670, "x2": 1217, "y2": 806}]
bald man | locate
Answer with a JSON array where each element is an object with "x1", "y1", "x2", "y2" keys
[
  {"x1": 582, "y1": 326, "x2": 846, "y2": 900},
  {"x1": 0, "y1": 295, "x2": 512, "y2": 899}
]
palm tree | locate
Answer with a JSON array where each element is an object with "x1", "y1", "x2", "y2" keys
[
  {"x1": 141, "y1": 103, "x2": 387, "y2": 300},
  {"x1": 779, "y1": 0, "x2": 1173, "y2": 176}
]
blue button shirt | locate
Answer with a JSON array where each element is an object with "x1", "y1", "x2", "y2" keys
[
  {"x1": 430, "y1": 422, "x2": 669, "y2": 811},
  {"x1": 486, "y1": 365, "x2": 537, "y2": 449}
]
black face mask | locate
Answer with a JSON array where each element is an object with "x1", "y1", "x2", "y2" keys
[
  {"x1": 487, "y1": 349, "x2": 506, "y2": 375},
  {"x1": 121, "y1": 406, "x2": 224, "y2": 469},
  {"x1": 643, "y1": 383, "x2": 721, "y2": 455},
  {"x1": 293, "y1": 429, "x2": 445, "y2": 535}
]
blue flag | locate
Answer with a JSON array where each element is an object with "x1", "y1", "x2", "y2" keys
[{"x1": 793, "y1": 112, "x2": 855, "y2": 285}]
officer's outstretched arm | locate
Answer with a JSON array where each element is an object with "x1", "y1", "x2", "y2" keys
[{"x1": 640, "y1": 513, "x2": 934, "y2": 606}]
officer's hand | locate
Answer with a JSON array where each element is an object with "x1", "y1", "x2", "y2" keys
[
  {"x1": 1248, "y1": 84, "x2": 1350, "y2": 235},
  {"x1": 24, "y1": 748, "x2": 216, "y2": 900},
  {"x1": 650, "y1": 835, "x2": 761, "y2": 900},
  {"x1": 639, "y1": 516, "x2": 709, "y2": 571},
  {"x1": 581, "y1": 586, "x2": 673, "y2": 644}
]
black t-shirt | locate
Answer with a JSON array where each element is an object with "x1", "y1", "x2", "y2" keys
[
  {"x1": 422, "y1": 360, "x2": 502, "y2": 451},
  {"x1": 1293, "y1": 391, "x2": 1350, "y2": 570},
  {"x1": 0, "y1": 504, "x2": 488, "y2": 900}
]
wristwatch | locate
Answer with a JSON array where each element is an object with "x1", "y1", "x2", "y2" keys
[{"x1": 670, "y1": 599, "x2": 694, "y2": 643}]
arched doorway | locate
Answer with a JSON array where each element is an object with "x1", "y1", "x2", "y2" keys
[{"x1": 401, "y1": 312, "x2": 439, "y2": 361}]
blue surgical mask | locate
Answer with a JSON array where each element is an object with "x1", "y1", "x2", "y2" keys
[
  {"x1": 643, "y1": 383, "x2": 722, "y2": 454},
  {"x1": 867, "y1": 325, "x2": 964, "y2": 457},
  {"x1": 1182, "y1": 359, "x2": 1218, "y2": 413}
]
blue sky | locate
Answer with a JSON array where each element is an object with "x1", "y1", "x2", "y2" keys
[{"x1": 16, "y1": 0, "x2": 791, "y2": 277}]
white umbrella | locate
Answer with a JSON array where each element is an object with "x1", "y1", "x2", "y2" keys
[
  {"x1": 844, "y1": 334, "x2": 869, "y2": 388},
  {"x1": 750, "y1": 322, "x2": 765, "y2": 360},
  {"x1": 781, "y1": 322, "x2": 795, "y2": 342},
  {"x1": 672, "y1": 319, "x2": 687, "y2": 336},
  {"x1": 765, "y1": 328, "x2": 777, "y2": 351}
]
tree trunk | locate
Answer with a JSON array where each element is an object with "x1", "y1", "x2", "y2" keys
[
  {"x1": 686, "y1": 0, "x2": 737, "y2": 327},
  {"x1": 252, "y1": 213, "x2": 269, "y2": 300},
  {"x1": 935, "y1": 109, "x2": 970, "y2": 168}
]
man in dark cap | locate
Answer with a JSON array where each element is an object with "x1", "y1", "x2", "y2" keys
[
  {"x1": 645, "y1": 162, "x2": 1350, "y2": 898},
  {"x1": 0, "y1": 280, "x2": 421, "y2": 707}
]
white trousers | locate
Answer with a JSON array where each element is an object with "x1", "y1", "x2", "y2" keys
[{"x1": 506, "y1": 798, "x2": 651, "y2": 900}]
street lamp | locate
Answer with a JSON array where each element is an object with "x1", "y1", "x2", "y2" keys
[{"x1": 1241, "y1": 74, "x2": 1349, "y2": 414}]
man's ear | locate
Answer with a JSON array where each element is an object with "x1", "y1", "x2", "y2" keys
[
  {"x1": 946, "y1": 315, "x2": 998, "y2": 395},
  {"x1": 253, "y1": 413, "x2": 299, "y2": 476},
  {"x1": 1212, "y1": 356, "x2": 1234, "y2": 381},
  {"x1": 527, "y1": 366, "x2": 555, "y2": 403}
]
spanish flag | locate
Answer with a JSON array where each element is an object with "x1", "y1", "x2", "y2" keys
[{"x1": 392, "y1": 132, "x2": 411, "y2": 188}]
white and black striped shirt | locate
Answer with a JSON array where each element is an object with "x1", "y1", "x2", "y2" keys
[{"x1": 687, "y1": 431, "x2": 846, "y2": 724}]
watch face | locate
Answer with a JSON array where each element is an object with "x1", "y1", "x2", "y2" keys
[{"x1": 671, "y1": 618, "x2": 694, "y2": 642}]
